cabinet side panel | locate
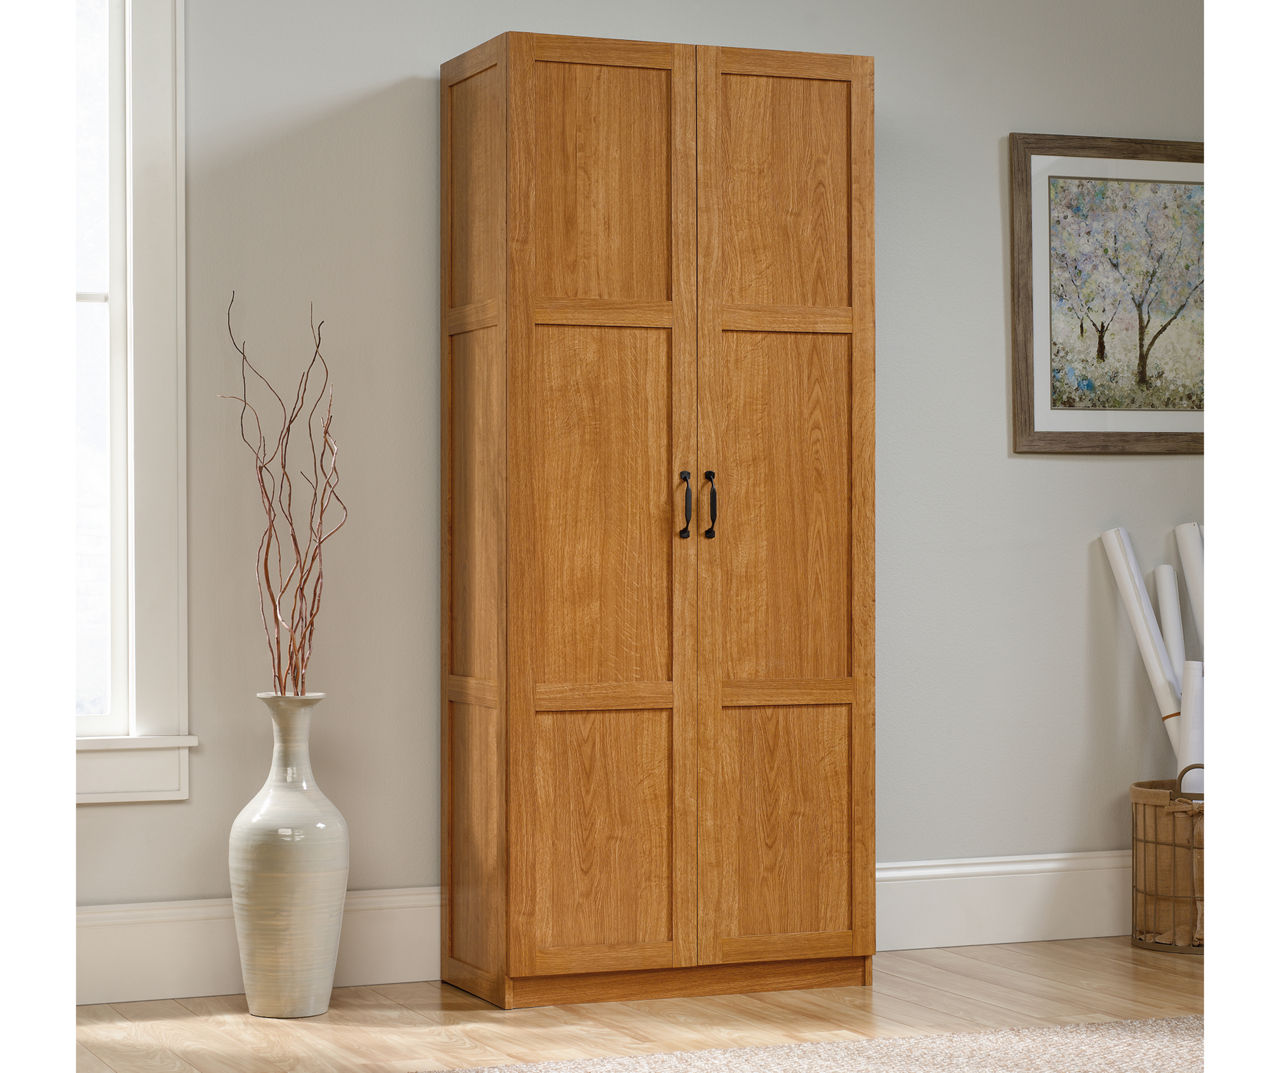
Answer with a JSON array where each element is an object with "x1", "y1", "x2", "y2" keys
[
  {"x1": 443, "y1": 37, "x2": 508, "y2": 986},
  {"x1": 448, "y1": 700, "x2": 504, "y2": 971},
  {"x1": 849, "y1": 56, "x2": 875, "y2": 959},
  {"x1": 448, "y1": 329, "x2": 503, "y2": 681},
  {"x1": 449, "y1": 64, "x2": 505, "y2": 309}
]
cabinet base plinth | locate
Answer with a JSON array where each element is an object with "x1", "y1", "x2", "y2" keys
[{"x1": 444, "y1": 955, "x2": 873, "y2": 1010}]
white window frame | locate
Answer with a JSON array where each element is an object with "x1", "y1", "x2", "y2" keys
[{"x1": 77, "y1": 0, "x2": 195, "y2": 803}]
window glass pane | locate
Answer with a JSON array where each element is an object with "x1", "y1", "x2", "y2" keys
[
  {"x1": 77, "y1": 0, "x2": 110, "y2": 295},
  {"x1": 77, "y1": 300, "x2": 113, "y2": 718}
]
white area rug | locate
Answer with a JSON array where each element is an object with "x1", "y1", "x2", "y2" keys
[{"x1": 425, "y1": 1016, "x2": 1202, "y2": 1073}]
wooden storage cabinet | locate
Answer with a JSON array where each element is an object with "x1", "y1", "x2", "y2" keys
[{"x1": 441, "y1": 32, "x2": 874, "y2": 1009}]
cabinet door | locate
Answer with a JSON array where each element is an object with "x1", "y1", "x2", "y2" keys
[
  {"x1": 506, "y1": 35, "x2": 699, "y2": 977},
  {"x1": 696, "y1": 45, "x2": 875, "y2": 966}
]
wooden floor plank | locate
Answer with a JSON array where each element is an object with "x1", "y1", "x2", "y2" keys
[
  {"x1": 1068, "y1": 936, "x2": 1206, "y2": 982},
  {"x1": 652, "y1": 990, "x2": 865, "y2": 1044},
  {"x1": 76, "y1": 938, "x2": 1204, "y2": 1073},
  {"x1": 378, "y1": 982, "x2": 649, "y2": 1059},
  {"x1": 876, "y1": 947, "x2": 1135, "y2": 1023},
  {"x1": 869, "y1": 966, "x2": 1067, "y2": 1030},
  {"x1": 741, "y1": 981, "x2": 988, "y2": 1039},
  {"x1": 110, "y1": 996, "x2": 327, "y2": 1073},
  {"x1": 77, "y1": 1043, "x2": 120, "y2": 1073},
  {"x1": 928, "y1": 945, "x2": 1186, "y2": 1023},
  {"x1": 950, "y1": 940, "x2": 1202, "y2": 1014},
  {"x1": 76, "y1": 1000, "x2": 205, "y2": 1073}
]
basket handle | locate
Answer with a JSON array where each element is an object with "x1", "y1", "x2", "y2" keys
[{"x1": 1176, "y1": 764, "x2": 1204, "y2": 794}]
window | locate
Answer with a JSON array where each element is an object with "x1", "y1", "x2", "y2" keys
[
  {"x1": 76, "y1": 0, "x2": 196, "y2": 803},
  {"x1": 77, "y1": 0, "x2": 128, "y2": 737}
]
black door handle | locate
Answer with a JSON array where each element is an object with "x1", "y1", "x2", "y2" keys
[
  {"x1": 678, "y1": 471, "x2": 692, "y2": 539},
  {"x1": 704, "y1": 471, "x2": 717, "y2": 539}
]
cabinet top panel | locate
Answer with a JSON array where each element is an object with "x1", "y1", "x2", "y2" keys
[{"x1": 443, "y1": 33, "x2": 872, "y2": 81}]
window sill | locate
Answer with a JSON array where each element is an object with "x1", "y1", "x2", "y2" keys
[{"x1": 76, "y1": 735, "x2": 198, "y2": 804}]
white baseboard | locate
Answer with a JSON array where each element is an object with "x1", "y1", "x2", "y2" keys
[
  {"x1": 77, "y1": 887, "x2": 441, "y2": 1006},
  {"x1": 876, "y1": 850, "x2": 1131, "y2": 951},
  {"x1": 77, "y1": 851, "x2": 1130, "y2": 1005}
]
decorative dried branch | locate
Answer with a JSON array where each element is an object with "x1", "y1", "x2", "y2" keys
[{"x1": 221, "y1": 292, "x2": 348, "y2": 695}]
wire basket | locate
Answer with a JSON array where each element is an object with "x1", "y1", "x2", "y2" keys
[{"x1": 1131, "y1": 764, "x2": 1204, "y2": 954}]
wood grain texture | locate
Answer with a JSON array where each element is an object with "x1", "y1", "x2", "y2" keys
[
  {"x1": 446, "y1": 328, "x2": 502, "y2": 681},
  {"x1": 668, "y1": 41, "x2": 700, "y2": 972},
  {"x1": 441, "y1": 33, "x2": 505, "y2": 85},
  {"x1": 702, "y1": 705, "x2": 854, "y2": 961},
  {"x1": 504, "y1": 28, "x2": 540, "y2": 982},
  {"x1": 719, "y1": 46, "x2": 856, "y2": 79},
  {"x1": 76, "y1": 938, "x2": 1200, "y2": 1068},
  {"x1": 720, "y1": 303, "x2": 853, "y2": 333},
  {"x1": 535, "y1": 681, "x2": 675, "y2": 711},
  {"x1": 534, "y1": 60, "x2": 672, "y2": 301},
  {"x1": 75, "y1": 1044, "x2": 117, "y2": 1073},
  {"x1": 702, "y1": 330, "x2": 853, "y2": 681},
  {"x1": 76, "y1": 1001, "x2": 205, "y2": 1073},
  {"x1": 530, "y1": 709, "x2": 675, "y2": 969},
  {"x1": 721, "y1": 678, "x2": 857, "y2": 706},
  {"x1": 446, "y1": 63, "x2": 504, "y2": 310},
  {"x1": 534, "y1": 298, "x2": 673, "y2": 327},
  {"x1": 505, "y1": 33, "x2": 698, "y2": 982},
  {"x1": 522, "y1": 324, "x2": 674, "y2": 685},
  {"x1": 509, "y1": 956, "x2": 870, "y2": 1008},
  {"x1": 1008, "y1": 132, "x2": 1203, "y2": 454},
  {"x1": 532, "y1": 35, "x2": 676, "y2": 68},
  {"x1": 696, "y1": 44, "x2": 874, "y2": 971},
  {"x1": 444, "y1": 34, "x2": 873, "y2": 1002},
  {"x1": 441, "y1": 33, "x2": 509, "y2": 993},
  {"x1": 848, "y1": 54, "x2": 876, "y2": 958},
  {"x1": 446, "y1": 675, "x2": 498, "y2": 709},
  {"x1": 716, "y1": 72, "x2": 851, "y2": 308},
  {"x1": 445, "y1": 300, "x2": 499, "y2": 335},
  {"x1": 447, "y1": 703, "x2": 504, "y2": 973},
  {"x1": 718, "y1": 930, "x2": 856, "y2": 964}
]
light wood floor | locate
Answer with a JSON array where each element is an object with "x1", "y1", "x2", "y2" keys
[{"x1": 76, "y1": 937, "x2": 1202, "y2": 1073}]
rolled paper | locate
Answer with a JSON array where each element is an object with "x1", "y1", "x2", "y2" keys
[
  {"x1": 1161, "y1": 711, "x2": 1182, "y2": 762},
  {"x1": 1154, "y1": 564, "x2": 1186, "y2": 674},
  {"x1": 1175, "y1": 522, "x2": 1204, "y2": 649},
  {"x1": 1101, "y1": 528, "x2": 1182, "y2": 722},
  {"x1": 1179, "y1": 661, "x2": 1204, "y2": 793}
]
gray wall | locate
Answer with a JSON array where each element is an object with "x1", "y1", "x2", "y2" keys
[{"x1": 76, "y1": 0, "x2": 1204, "y2": 904}]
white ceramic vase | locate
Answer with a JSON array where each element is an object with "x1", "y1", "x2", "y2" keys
[{"x1": 229, "y1": 693, "x2": 349, "y2": 1018}]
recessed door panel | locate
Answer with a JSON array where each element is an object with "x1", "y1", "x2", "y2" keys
[
  {"x1": 529, "y1": 708, "x2": 675, "y2": 973},
  {"x1": 717, "y1": 73, "x2": 850, "y2": 309},
  {"x1": 534, "y1": 61, "x2": 672, "y2": 301},
  {"x1": 701, "y1": 330, "x2": 852, "y2": 682},
  {"x1": 525, "y1": 325, "x2": 673, "y2": 686},
  {"x1": 704, "y1": 704, "x2": 854, "y2": 964}
]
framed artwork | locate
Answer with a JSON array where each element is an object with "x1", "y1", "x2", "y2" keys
[{"x1": 1009, "y1": 133, "x2": 1203, "y2": 454}]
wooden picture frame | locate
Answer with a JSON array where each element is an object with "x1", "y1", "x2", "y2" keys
[{"x1": 1009, "y1": 133, "x2": 1203, "y2": 454}]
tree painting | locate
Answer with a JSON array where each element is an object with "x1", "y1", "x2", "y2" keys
[{"x1": 1048, "y1": 178, "x2": 1203, "y2": 411}]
